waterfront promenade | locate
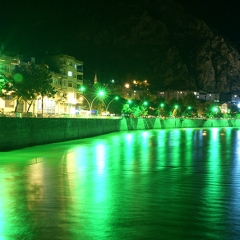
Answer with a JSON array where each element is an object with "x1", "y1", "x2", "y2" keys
[{"x1": 1, "y1": 117, "x2": 240, "y2": 151}]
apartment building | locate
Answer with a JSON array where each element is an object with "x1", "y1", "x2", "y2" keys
[
  {"x1": 0, "y1": 53, "x2": 84, "y2": 116},
  {"x1": 156, "y1": 90, "x2": 199, "y2": 101},
  {"x1": 35, "y1": 54, "x2": 84, "y2": 115},
  {"x1": 197, "y1": 91, "x2": 219, "y2": 102}
]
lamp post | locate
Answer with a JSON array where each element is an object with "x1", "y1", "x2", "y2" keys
[
  {"x1": 106, "y1": 96, "x2": 119, "y2": 113},
  {"x1": 79, "y1": 94, "x2": 91, "y2": 111},
  {"x1": 77, "y1": 86, "x2": 91, "y2": 114},
  {"x1": 143, "y1": 101, "x2": 148, "y2": 106},
  {"x1": 212, "y1": 106, "x2": 218, "y2": 118},
  {"x1": 172, "y1": 104, "x2": 178, "y2": 117},
  {"x1": 89, "y1": 90, "x2": 105, "y2": 115},
  {"x1": 160, "y1": 103, "x2": 164, "y2": 108},
  {"x1": 182, "y1": 106, "x2": 191, "y2": 117},
  {"x1": 157, "y1": 103, "x2": 165, "y2": 117}
]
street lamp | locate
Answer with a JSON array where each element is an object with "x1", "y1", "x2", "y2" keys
[
  {"x1": 89, "y1": 90, "x2": 105, "y2": 115},
  {"x1": 212, "y1": 106, "x2": 218, "y2": 118},
  {"x1": 79, "y1": 86, "x2": 85, "y2": 93},
  {"x1": 77, "y1": 85, "x2": 91, "y2": 113},
  {"x1": 160, "y1": 103, "x2": 164, "y2": 108},
  {"x1": 172, "y1": 105, "x2": 178, "y2": 117},
  {"x1": 106, "y1": 96, "x2": 119, "y2": 113},
  {"x1": 182, "y1": 106, "x2": 191, "y2": 117}
]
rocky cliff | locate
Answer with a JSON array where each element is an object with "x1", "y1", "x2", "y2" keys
[{"x1": 74, "y1": 0, "x2": 240, "y2": 92}]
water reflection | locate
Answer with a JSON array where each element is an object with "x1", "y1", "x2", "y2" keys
[{"x1": 0, "y1": 128, "x2": 240, "y2": 239}]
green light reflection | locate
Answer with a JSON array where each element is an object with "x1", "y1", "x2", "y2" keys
[
  {"x1": 203, "y1": 128, "x2": 223, "y2": 228},
  {"x1": 96, "y1": 144, "x2": 106, "y2": 175},
  {"x1": 156, "y1": 130, "x2": 167, "y2": 168},
  {"x1": 168, "y1": 130, "x2": 181, "y2": 166},
  {"x1": 184, "y1": 129, "x2": 194, "y2": 170}
]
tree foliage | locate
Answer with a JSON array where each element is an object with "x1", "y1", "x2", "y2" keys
[{"x1": 7, "y1": 62, "x2": 56, "y2": 113}]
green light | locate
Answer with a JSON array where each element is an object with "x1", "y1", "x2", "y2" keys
[
  {"x1": 188, "y1": 106, "x2": 191, "y2": 110},
  {"x1": 160, "y1": 103, "x2": 164, "y2": 107},
  {"x1": 80, "y1": 86, "x2": 85, "y2": 92},
  {"x1": 174, "y1": 105, "x2": 178, "y2": 109},
  {"x1": 115, "y1": 96, "x2": 119, "y2": 100},
  {"x1": 128, "y1": 100, "x2": 132, "y2": 104},
  {"x1": 213, "y1": 107, "x2": 218, "y2": 112},
  {"x1": 98, "y1": 91, "x2": 105, "y2": 96},
  {"x1": 143, "y1": 101, "x2": 148, "y2": 106}
]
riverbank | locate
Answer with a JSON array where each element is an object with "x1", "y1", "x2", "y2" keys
[{"x1": 1, "y1": 117, "x2": 240, "y2": 151}]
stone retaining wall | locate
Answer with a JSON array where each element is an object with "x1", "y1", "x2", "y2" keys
[
  {"x1": 0, "y1": 118, "x2": 121, "y2": 151},
  {"x1": 1, "y1": 117, "x2": 240, "y2": 151}
]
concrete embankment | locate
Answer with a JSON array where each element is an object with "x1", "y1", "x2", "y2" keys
[
  {"x1": 0, "y1": 118, "x2": 121, "y2": 151},
  {"x1": 1, "y1": 117, "x2": 240, "y2": 151}
]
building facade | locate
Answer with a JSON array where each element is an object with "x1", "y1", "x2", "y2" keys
[
  {"x1": 35, "y1": 54, "x2": 84, "y2": 115},
  {"x1": 0, "y1": 54, "x2": 84, "y2": 116}
]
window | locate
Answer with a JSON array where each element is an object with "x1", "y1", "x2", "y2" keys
[
  {"x1": 68, "y1": 81, "x2": 73, "y2": 87},
  {"x1": 5, "y1": 96, "x2": 14, "y2": 107},
  {"x1": 68, "y1": 71, "x2": 72, "y2": 77}
]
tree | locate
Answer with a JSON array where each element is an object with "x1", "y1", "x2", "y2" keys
[
  {"x1": 2, "y1": 62, "x2": 56, "y2": 114},
  {"x1": 33, "y1": 63, "x2": 56, "y2": 116},
  {"x1": 121, "y1": 103, "x2": 132, "y2": 117}
]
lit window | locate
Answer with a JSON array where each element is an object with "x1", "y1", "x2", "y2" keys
[{"x1": 68, "y1": 71, "x2": 72, "y2": 77}]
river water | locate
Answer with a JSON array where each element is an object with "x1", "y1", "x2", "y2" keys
[{"x1": 1, "y1": 128, "x2": 240, "y2": 239}]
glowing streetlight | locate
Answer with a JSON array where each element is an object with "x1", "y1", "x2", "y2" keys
[
  {"x1": 160, "y1": 103, "x2": 164, "y2": 108},
  {"x1": 77, "y1": 86, "x2": 91, "y2": 111},
  {"x1": 182, "y1": 106, "x2": 192, "y2": 117},
  {"x1": 211, "y1": 106, "x2": 218, "y2": 118},
  {"x1": 143, "y1": 101, "x2": 148, "y2": 106},
  {"x1": 79, "y1": 86, "x2": 85, "y2": 92},
  {"x1": 89, "y1": 90, "x2": 105, "y2": 115},
  {"x1": 172, "y1": 105, "x2": 179, "y2": 117},
  {"x1": 106, "y1": 96, "x2": 119, "y2": 113}
]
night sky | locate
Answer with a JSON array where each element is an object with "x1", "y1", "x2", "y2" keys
[
  {"x1": 1, "y1": 0, "x2": 240, "y2": 82},
  {"x1": 177, "y1": 0, "x2": 240, "y2": 42}
]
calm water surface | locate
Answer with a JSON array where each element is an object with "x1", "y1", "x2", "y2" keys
[{"x1": 1, "y1": 128, "x2": 240, "y2": 239}]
